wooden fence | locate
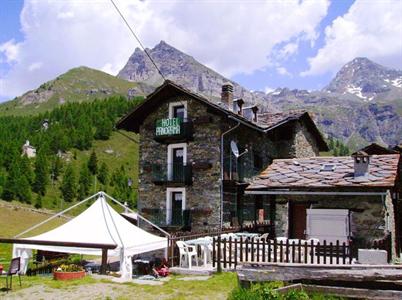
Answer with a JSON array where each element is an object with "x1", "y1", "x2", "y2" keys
[
  {"x1": 212, "y1": 237, "x2": 353, "y2": 269},
  {"x1": 167, "y1": 222, "x2": 274, "y2": 266},
  {"x1": 212, "y1": 235, "x2": 393, "y2": 269}
]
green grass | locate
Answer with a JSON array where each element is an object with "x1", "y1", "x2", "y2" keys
[
  {"x1": 0, "y1": 66, "x2": 143, "y2": 116},
  {"x1": 0, "y1": 272, "x2": 237, "y2": 299},
  {"x1": 0, "y1": 203, "x2": 66, "y2": 269}
]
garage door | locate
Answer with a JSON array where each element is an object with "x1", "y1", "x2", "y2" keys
[{"x1": 306, "y1": 209, "x2": 350, "y2": 245}]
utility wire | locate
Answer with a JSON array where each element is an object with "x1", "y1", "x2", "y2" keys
[{"x1": 110, "y1": 0, "x2": 166, "y2": 81}]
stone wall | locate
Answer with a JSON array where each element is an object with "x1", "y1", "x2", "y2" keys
[
  {"x1": 138, "y1": 95, "x2": 222, "y2": 231},
  {"x1": 384, "y1": 190, "x2": 396, "y2": 259},
  {"x1": 277, "y1": 121, "x2": 320, "y2": 158},
  {"x1": 274, "y1": 194, "x2": 389, "y2": 246}
]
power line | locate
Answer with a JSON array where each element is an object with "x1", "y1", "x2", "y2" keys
[
  {"x1": 109, "y1": 0, "x2": 166, "y2": 81},
  {"x1": 109, "y1": 0, "x2": 188, "y2": 108}
]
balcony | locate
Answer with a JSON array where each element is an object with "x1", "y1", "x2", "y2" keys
[
  {"x1": 223, "y1": 157, "x2": 261, "y2": 182},
  {"x1": 152, "y1": 163, "x2": 193, "y2": 185},
  {"x1": 154, "y1": 118, "x2": 193, "y2": 143},
  {"x1": 144, "y1": 208, "x2": 192, "y2": 230}
]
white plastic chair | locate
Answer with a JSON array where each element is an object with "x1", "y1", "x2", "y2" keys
[
  {"x1": 255, "y1": 233, "x2": 269, "y2": 242},
  {"x1": 176, "y1": 241, "x2": 198, "y2": 269}
]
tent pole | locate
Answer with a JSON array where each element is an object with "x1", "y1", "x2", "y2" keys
[
  {"x1": 103, "y1": 192, "x2": 171, "y2": 237},
  {"x1": 15, "y1": 192, "x2": 101, "y2": 238},
  {"x1": 101, "y1": 248, "x2": 108, "y2": 275}
]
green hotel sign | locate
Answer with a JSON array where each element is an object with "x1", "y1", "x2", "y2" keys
[{"x1": 155, "y1": 118, "x2": 182, "y2": 136}]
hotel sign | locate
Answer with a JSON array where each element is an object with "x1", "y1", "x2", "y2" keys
[{"x1": 155, "y1": 118, "x2": 182, "y2": 136}]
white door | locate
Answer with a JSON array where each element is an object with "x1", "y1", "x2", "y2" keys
[{"x1": 306, "y1": 209, "x2": 350, "y2": 245}]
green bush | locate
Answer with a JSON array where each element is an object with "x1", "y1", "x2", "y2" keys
[{"x1": 229, "y1": 282, "x2": 339, "y2": 300}]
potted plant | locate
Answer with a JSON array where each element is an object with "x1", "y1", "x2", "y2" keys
[{"x1": 53, "y1": 264, "x2": 85, "y2": 280}]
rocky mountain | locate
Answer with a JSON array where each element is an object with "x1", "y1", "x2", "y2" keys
[
  {"x1": 0, "y1": 67, "x2": 148, "y2": 116},
  {"x1": 118, "y1": 42, "x2": 402, "y2": 149},
  {"x1": 118, "y1": 41, "x2": 271, "y2": 110},
  {"x1": 324, "y1": 57, "x2": 402, "y2": 102}
]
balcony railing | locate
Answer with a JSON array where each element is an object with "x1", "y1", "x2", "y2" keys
[
  {"x1": 144, "y1": 208, "x2": 192, "y2": 229},
  {"x1": 152, "y1": 163, "x2": 193, "y2": 185},
  {"x1": 223, "y1": 157, "x2": 261, "y2": 182},
  {"x1": 154, "y1": 118, "x2": 193, "y2": 143}
]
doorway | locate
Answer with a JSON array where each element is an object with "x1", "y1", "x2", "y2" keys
[{"x1": 289, "y1": 202, "x2": 308, "y2": 239}]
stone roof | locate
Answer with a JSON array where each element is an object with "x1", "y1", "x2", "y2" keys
[
  {"x1": 247, "y1": 154, "x2": 400, "y2": 190},
  {"x1": 353, "y1": 143, "x2": 398, "y2": 155},
  {"x1": 116, "y1": 80, "x2": 328, "y2": 151},
  {"x1": 256, "y1": 110, "x2": 307, "y2": 129}
]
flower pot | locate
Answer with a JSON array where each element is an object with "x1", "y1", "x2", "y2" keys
[{"x1": 53, "y1": 270, "x2": 86, "y2": 281}]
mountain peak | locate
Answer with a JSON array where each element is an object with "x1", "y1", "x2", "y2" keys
[{"x1": 324, "y1": 57, "x2": 402, "y2": 98}]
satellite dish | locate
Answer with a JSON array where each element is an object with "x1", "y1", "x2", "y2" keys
[{"x1": 230, "y1": 140, "x2": 239, "y2": 158}]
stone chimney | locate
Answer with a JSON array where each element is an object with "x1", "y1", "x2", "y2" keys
[
  {"x1": 233, "y1": 98, "x2": 244, "y2": 115},
  {"x1": 251, "y1": 105, "x2": 259, "y2": 122},
  {"x1": 351, "y1": 151, "x2": 371, "y2": 178},
  {"x1": 221, "y1": 82, "x2": 234, "y2": 110}
]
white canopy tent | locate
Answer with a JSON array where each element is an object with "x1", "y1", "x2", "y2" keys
[{"x1": 12, "y1": 192, "x2": 168, "y2": 280}]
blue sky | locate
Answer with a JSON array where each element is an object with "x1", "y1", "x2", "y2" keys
[{"x1": 1, "y1": 0, "x2": 401, "y2": 102}]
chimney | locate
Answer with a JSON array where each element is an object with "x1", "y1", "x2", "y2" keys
[
  {"x1": 251, "y1": 105, "x2": 259, "y2": 122},
  {"x1": 233, "y1": 98, "x2": 244, "y2": 115},
  {"x1": 221, "y1": 82, "x2": 234, "y2": 110},
  {"x1": 351, "y1": 151, "x2": 371, "y2": 178}
]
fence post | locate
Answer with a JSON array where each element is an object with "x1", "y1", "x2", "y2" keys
[
  {"x1": 212, "y1": 237, "x2": 216, "y2": 268},
  {"x1": 349, "y1": 240, "x2": 353, "y2": 264},
  {"x1": 217, "y1": 235, "x2": 222, "y2": 273}
]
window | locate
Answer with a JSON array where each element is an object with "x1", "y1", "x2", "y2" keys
[
  {"x1": 167, "y1": 143, "x2": 187, "y2": 181},
  {"x1": 169, "y1": 101, "x2": 187, "y2": 119},
  {"x1": 166, "y1": 188, "x2": 186, "y2": 225}
]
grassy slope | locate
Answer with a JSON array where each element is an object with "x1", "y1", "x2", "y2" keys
[
  {"x1": 0, "y1": 66, "x2": 140, "y2": 116},
  {"x1": 0, "y1": 202, "x2": 66, "y2": 268}
]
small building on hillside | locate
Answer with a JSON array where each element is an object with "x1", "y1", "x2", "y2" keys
[
  {"x1": 246, "y1": 151, "x2": 402, "y2": 260},
  {"x1": 117, "y1": 80, "x2": 327, "y2": 233},
  {"x1": 22, "y1": 140, "x2": 36, "y2": 158}
]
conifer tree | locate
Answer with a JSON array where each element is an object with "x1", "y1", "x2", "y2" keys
[
  {"x1": 97, "y1": 162, "x2": 109, "y2": 186},
  {"x1": 35, "y1": 194, "x2": 43, "y2": 209},
  {"x1": 2, "y1": 159, "x2": 20, "y2": 201},
  {"x1": 33, "y1": 151, "x2": 49, "y2": 196},
  {"x1": 88, "y1": 150, "x2": 98, "y2": 175},
  {"x1": 51, "y1": 155, "x2": 63, "y2": 182},
  {"x1": 20, "y1": 155, "x2": 34, "y2": 185},
  {"x1": 60, "y1": 164, "x2": 76, "y2": 203},
  {"x1": 78, "y1": 163, "x2": 91, "y2": 200},
  {"x1": 17, "y1": 174, "x2": 32, "y2": 204}
]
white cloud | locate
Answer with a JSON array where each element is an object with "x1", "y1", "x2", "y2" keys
[
  {"x1": 302, "y1": 0, "x2": 402, "y2": 76},
  {"x1": 57, "y1": 11, "x2": 75, "y2": 20},
  {"x1": 28, "y1": 62, "x2": 43, "y2": 72},
  {"x1": 277, "y1": 42, "x2": 299, "y2": 60},
  {"x1": 276, "y1": 67, "x2": 292, "y2": 77},
  {"x1": 0, "y1": 39, "x2": 21, "y2": 63},
  {"x1": 0, "y1": 0, "x2": 330, "y2": 99}
]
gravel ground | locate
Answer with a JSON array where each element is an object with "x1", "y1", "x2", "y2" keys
[{"x1": 0, "y1": 275, "x2": 231, "y2": 300}]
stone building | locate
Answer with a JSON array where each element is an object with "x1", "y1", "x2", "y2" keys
[
  {"x1": 22, "y1": 140, "x2": 36, "y2": 158},
  {"x1": 117, "y1": 80, "x2": 327, "y2": 233},
  {"x1": 246, "y1": 151, "x2": 402, "y2": 260}
]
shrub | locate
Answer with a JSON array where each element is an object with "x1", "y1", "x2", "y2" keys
[{"x1": 228, "y1": 281, "x2": 336, "y2": 300}]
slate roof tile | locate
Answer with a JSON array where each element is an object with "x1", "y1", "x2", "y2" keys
[{"x1": 247, "y1": 154, "x2": 400, "y2": 190}]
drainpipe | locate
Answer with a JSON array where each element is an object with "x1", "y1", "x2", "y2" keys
[{"x1": 220, "y1": 119, "x2": 241, "y2": 230}]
